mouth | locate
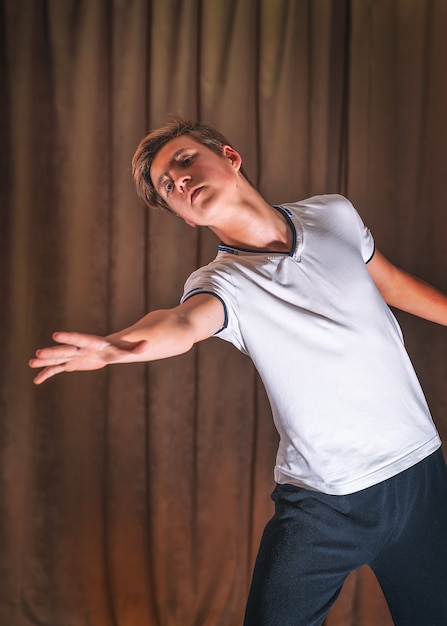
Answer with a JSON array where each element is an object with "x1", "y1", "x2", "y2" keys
[{"x1": 190, "y1": 186, "x2": 203, "y2": 204}]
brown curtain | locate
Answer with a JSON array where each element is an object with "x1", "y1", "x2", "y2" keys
[{"x1": 2, "y1": 1, "x2": 447, "y2": 624}]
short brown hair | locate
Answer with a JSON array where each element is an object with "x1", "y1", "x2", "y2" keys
[{"x1": 132, "y1": 114, "x2": 251, "y2": 212}]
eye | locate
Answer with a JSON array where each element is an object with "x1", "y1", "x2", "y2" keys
[
  {"x1": 181, "y1": 155, "x2": 193, "y2": 166},
  {"x1": 164, "y1": 180, "x2": 174, "y2": 194}
]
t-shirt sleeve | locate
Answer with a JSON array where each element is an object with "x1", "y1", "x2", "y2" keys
[
  {"x1": 310, "y1": 194, "x2": 375, "y2": 263},
  {"x1": 180, "y1": 263, "x2": 246, "y2": 352},
  {"x1": 346, "y1": 197, "x2": 375, "y2": 263}
]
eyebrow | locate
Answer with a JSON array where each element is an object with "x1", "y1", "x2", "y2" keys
[{"x1": 156, "y1": 148, "x2": 189, "y2": 190}]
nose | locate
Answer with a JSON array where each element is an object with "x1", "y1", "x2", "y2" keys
[{"x1": 175, "y1": 173, "x2": 191, "y2": 193}]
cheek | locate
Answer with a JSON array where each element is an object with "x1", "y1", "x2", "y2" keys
[{"x1": 205, "y1": 164, "x2": 237, "y2": 187}]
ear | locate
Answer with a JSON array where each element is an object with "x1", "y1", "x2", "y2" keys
[{"x1": 222, "y1": 145, "x2": 242, "y2": 172}]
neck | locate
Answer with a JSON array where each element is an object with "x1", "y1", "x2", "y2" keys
[{"x1": 211, "y1": 194, "x2": 292, "y2": 252}]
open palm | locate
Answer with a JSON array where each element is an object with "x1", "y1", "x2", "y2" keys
[{"x1": 29, "y1": 331, "x2": 148, "y2": 384}]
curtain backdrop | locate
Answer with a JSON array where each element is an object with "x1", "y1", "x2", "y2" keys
[{"x1": 2, "y1": 1, "x2": 447, "y2": 625}]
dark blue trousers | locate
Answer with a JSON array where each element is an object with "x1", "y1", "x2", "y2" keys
[{"x1": 244, "y1": 449, "x2": 447, "y2": 626}]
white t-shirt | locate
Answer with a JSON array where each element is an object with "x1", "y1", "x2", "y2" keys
[{"x1": 181, "y1": 195, "x2": 441, "y2": 495}]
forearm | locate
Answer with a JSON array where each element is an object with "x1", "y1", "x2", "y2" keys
[
  {"x1": 106, "y1": 293, "x2": 224, "y2": 362},
  {"x1": 107, "y1": 308, "x2": 196, "y2": 362},
  {"x1": 30, "y1": 294, "x2": 223, "y2": 384}
]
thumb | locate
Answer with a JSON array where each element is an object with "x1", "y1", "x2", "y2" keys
[{"x1": 129, "y1": 340, "x2": 149, "y2": 354}]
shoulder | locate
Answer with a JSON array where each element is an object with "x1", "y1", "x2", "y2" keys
[
  {"x1": 182, "y1": 256, "x2": 237, "y2": 303},
  {"x1": 283, "y1": 194, "x2": 353, "y2": 211},
  {"x1": 280, "y1": 195, "x2": 360, "y2": 227}
]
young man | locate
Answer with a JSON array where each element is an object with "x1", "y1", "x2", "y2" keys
[{"x1": 30, "y1": 116, "x2": 447, "y2": 625}]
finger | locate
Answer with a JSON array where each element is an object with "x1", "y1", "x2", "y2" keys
[
  {"x1": 52, "y1": 332, "x2": 109, "y2": 350},
  {"x1": 29, "y1": 356, "x2": 71, "y2": 368},
  {"x1": 129, "y1": 340, "x2": 149, "y2": 354},
  {"x1": 33, "y1": 365, "x2": 66, "y2": 385},
  {"x1": 33, "y1": 345, "x2": 81, "y2": 360}
]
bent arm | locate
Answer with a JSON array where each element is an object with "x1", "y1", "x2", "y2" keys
[
  {"x1": 367, "y1": 250, "x2": 447, "y2": 325},
  {"x1": 30, "y1": 294, "x2": 225, "y2": 384}
]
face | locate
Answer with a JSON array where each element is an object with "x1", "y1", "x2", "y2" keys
[{"x1": 149, "y1": 135, "x2": 242, "y2": 227}]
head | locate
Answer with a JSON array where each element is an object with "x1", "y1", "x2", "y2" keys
[{"x1": 132, "y1": 114, "x2": 252, "y2": 212}]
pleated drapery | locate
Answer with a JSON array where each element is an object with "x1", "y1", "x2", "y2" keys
[{"x1": 2, "y1": 1, "x2": 447, "y2": 624}]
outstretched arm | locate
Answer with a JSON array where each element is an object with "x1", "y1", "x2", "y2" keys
[
  {"x1": 29, "y1": 294, "x2": 225, "y2": 384},
  {"x1": 367, "y1": 250, "x2": 447, "y2": 325}
]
